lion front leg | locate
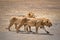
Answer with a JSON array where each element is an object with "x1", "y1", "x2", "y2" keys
[
  {"x1": 35, "y1": 27, "x2": 38, "y2": 33},
  {"x1": 24, "y1": 24, "x2": 29, "y2": 32},
  {"x1": 28, "y1": 26, "x2": 32, "y2": 32},
  {"x1": 16, "y1": 24, "x2": 22, "y2": 33},
  {"x1": 42, "y1": 27, "x2": 49, "y2": 34},
  {"x1": 24, "y1": 24, "x2": 27, "y2": 32},
  {"x1": 24, "y1": 25, "x2": 32, "y2": 32},
  {"x1": 7, "y1": 22, "x2": 14, "y2": 31},
  {"x1": 25, "y1": 26, "x2": 28, "y2": 32}
]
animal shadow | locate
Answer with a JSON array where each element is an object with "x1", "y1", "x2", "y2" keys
[
  {"x1": 18, "y1": 31, "x2": 54, "y2": 35},
  {"x1": 37, "y1": 33, "x2": 54, "y2": 35}
]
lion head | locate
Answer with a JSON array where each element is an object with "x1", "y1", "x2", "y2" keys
[
  {"x1": 43, "y1": 19, "x2": 52, "y2": 27},
  {"x1": 26, "y1": 12, "x2": 35, "y2": 18}
]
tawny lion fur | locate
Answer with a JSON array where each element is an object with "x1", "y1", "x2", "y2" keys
[
  {"x1": 7, "y1": 12, "x2": 52, "y2": 33},
  {"x1": 23, "y1": 18, "x2": 52, "y2": 33},
  {"x1": 7, "y1": 12, "x2": 35, "y2": 32}
]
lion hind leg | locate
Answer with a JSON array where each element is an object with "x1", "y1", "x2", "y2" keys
[
  {"x1": 7, "y1": 22, "x2": 14, "y2": 31},
  {"x1": 24, "y1": 24, "x2": 29, "y2": 32}
]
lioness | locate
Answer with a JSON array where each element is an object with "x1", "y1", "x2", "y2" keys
[
  {"x1": 16, "y1": 18, "x2": 44, "y2": 33},
  {"x1": 23, "y1": 18, "x2": 52, "y2": 33},
  {"x1": 7, "y1": 12, "x2": 35, "y2": 32}
]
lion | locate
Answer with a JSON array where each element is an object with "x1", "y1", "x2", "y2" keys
[
  {"x1": 13, "y1": 17, "x2": 52, "y2": 33},
  {"x1": 16, "y1": 18, "x2": 44, "y2": 33},
  {"x1": 7, "y1": 17, "x2": 27, "y2": 31},
  {"x1": 25, "y1": 12, "x2": 35, "y2": 18},
  {"x1": 7, "y1": 12, "x2": 36, "y2": 33},
  {"x1": 39, "y1": 18, "x2": 52, "y2": 33},
  {"x1": 23, "y1": 18, "x2": 52, "y2": 33}
]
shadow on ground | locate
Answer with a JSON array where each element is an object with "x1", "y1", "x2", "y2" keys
[{"x1": 8, "y1": 30, "x2": 54, "y2": 36}]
